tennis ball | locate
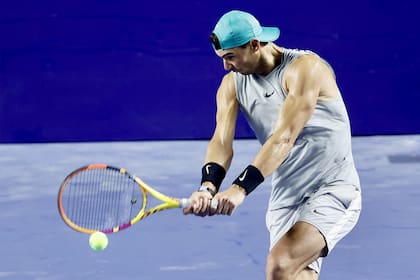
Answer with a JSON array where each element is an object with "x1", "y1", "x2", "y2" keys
[{"x1": 89, "y1": 231, "x2": 109, "y2": 251}]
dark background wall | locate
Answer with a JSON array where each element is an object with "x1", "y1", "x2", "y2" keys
[{"x1": 1, "y1": 1, "x2": 419, "y2": 143}]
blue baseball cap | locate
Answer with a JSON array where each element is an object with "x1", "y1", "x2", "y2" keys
[{"x1": 212, "y1": 10, "x2": 280, "y2": 50}]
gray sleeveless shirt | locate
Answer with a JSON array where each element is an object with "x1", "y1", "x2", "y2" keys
[{"x1": 234, "y1": 48, "x2": 360, "y2": 209}]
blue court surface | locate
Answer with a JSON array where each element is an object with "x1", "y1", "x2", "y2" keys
[{"x1": 1, "y1": 134, "x2": 419, "y2": 280}]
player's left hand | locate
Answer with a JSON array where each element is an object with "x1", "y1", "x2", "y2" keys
[
  {"x1": 183, "y1": 190, "x2": 214, "y2": 216},
  {"x1": 210, "y1": 185, "x2": 246, "y2": 216}
]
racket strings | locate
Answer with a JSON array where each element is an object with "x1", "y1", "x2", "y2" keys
[{"x1": 62, "y1": 168, "x2": 143, "y2": 231}]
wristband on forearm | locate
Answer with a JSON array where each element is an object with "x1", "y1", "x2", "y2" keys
[
  {"x1": 232, "y1": 165, "x2": 264, "y2": 195},
  {"x1": 200, "y1": 162, "x2": 226, "y2": 192}
]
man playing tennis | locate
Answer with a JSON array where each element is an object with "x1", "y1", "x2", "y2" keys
[{"x1": 183, "y1": 10, "x2": 362, "y2": 280}]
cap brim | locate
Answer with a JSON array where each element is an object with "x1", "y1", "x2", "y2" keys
[{"x1": 258, "y1": 27, "x2": 280, "y2": 42}]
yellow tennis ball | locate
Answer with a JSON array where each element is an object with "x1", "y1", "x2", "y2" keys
[{"x1": 89, "y1": 232, "x2": 109, "y2": 251}]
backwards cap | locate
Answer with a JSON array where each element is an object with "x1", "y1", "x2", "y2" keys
[{"x1": 212, "y1": 10, "x2": 280, "y2": 50}]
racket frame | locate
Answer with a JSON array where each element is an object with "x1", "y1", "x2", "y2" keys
[{"x1": 57, "y1": 164, "x2": 187, "y2": 234}]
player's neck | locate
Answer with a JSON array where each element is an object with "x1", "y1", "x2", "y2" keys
[{"x1": 255, "y1": 43, "x2": 283, "y2": 76}]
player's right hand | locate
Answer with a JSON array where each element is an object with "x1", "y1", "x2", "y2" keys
[{"x1": 208, "y1": 185, "x2": 246, "y2": 216}]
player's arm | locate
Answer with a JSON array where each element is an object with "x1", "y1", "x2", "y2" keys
[
  {"x1": 213, "y1": 55, "x2": 329, "y2": 215},
  {"x1": 250, "y1": 54, "x2": 327, "y2": 177},
  {"x1": 184, "y1": 72, "x2": 239, "y2": 215},
  {"x1": 203, "y1": 72, "x2": 238, "y2": 190}
]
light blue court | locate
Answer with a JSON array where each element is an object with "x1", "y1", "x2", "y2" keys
[{"x1": 1, "y1": 134, "x2": 419, "y2": 279}]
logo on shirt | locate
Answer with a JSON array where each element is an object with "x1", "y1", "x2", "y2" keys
[{"x1": 264, "y1": 91, "x2": 275, "y2": 98}]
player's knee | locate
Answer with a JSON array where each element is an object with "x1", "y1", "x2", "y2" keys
[{"x1": 266, "y1": 252, "x2": 295, "y2": 280}]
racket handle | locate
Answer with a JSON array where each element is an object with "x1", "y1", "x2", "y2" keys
[
  {"x1": 179, "y1": 198, "x2": 218, "y2": 209},
  {"x1": 179, "y1": 198, "x2": 190, "y2": 208}
]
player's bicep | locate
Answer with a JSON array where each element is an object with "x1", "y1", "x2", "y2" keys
[
  {"x1": 204, "y1": 73, "x2": 238, "y2": 168},
  {"x1": 274, "y1": 56, "x2": 323, "y2": 137},
  {"x1": 213, "y1": 73, "x2": 239, "y2": 144}
]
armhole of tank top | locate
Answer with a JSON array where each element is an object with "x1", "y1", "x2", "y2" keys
[
  {"x1": 233, "y1": 72, "x2": 245, "y2": 105},
  {"x1": 233, "y1": 72, "x2": 239, "y2": 100},
  {"x1": 278, "y1": 53, "x2": 292, "y2": 99}
]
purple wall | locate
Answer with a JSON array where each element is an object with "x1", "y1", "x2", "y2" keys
[{"x1": 1, "y1": 1, "x2": 419, "y2": 143}]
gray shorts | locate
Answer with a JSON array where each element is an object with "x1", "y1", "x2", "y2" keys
[{"x1": 265, "y1": 184, "x2": 362, "y2": 273}]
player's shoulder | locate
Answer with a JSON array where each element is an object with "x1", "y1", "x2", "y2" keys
[
  {"x1": 219, "y1": 72, "x2": 236, "y2": 90},
  {"x1": 217, "y1": 71, "x2": 236, "y2": 97},
  {"x1": 222, "y1": 71, "x2": 235, "y2": 83},
  {"x1": 290, "y1": 52, "x2": 322, "y2": 68},
  {"x1": 286, "y1": 52, "x2": 332, "y2": 78}
]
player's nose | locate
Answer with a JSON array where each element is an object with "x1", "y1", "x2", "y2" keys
[{"x1": 223, "y1": 59, "x2": 232, "y2": 71}]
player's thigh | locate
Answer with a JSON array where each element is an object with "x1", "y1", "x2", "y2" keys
[
  {"x1": 268, "y1": 221, "x2": 326, "y2": 270},
  {"x1": 299, "y1": 185, "x2": 362, "y2": 255}
]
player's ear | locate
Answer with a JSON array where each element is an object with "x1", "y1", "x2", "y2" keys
[{"x1": 250, "y1": 39, "x2": 260, "y2": 51}]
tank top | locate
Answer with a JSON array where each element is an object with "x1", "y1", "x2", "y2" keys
[{"x1": 234, "y1": 48, "x2": 360, "y2": 209}]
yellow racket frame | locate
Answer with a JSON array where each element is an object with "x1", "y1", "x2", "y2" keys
[{"x1": 58, "y1": 164, "x2": 188, "y2": 234}]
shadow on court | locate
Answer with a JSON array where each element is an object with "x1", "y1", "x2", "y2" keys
[{"x1": 0, "y1": 135, "x2": 419, "y2": 279}]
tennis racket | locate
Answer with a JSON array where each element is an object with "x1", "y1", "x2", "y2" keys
[{"x1": 58, "y1": 164, "x2": 199, "y2": 234}]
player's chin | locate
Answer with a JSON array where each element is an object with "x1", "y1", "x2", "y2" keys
[{"x1": 232, "y1": 68, "x2": 249, "y2": 75}]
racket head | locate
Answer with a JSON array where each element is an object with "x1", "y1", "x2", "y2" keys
[{"x1": 57, "y1": 164, "x2": 147, "y2": 234}]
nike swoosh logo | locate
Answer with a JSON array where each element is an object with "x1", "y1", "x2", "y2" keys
[
  {"x1": 264, "y1": 91, "x2": 274, "y2": 98},
  {"x1": 206, "y1": 164, "x2": 211, "y2": 174},
  {"x1": 238, "y1": 170, "x2": 248, "y2": 181}
]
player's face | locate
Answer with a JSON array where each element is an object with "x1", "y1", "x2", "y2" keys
[{"x1": 215, "y1": 43, "x2": 259, "y2": 75}]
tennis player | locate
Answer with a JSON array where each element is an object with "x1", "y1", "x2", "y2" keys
[{"x1": 184, "y1": 10, "x2": 362, "y2": 280}]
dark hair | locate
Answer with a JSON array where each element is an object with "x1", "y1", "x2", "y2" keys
[
  {"x1": 210, "y1": 33, "x2": 267, "y2": 50},
  {"x1": 210, "y1": 33, "x2": 222, "y2": 50}
]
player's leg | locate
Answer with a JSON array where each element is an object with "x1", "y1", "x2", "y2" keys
[
  {"x1": 265, "y1": 221, "x2": 326, "y2": 280},
  {"x1": 265, "y1": 184, "x2": 361, "y2": 280}
]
